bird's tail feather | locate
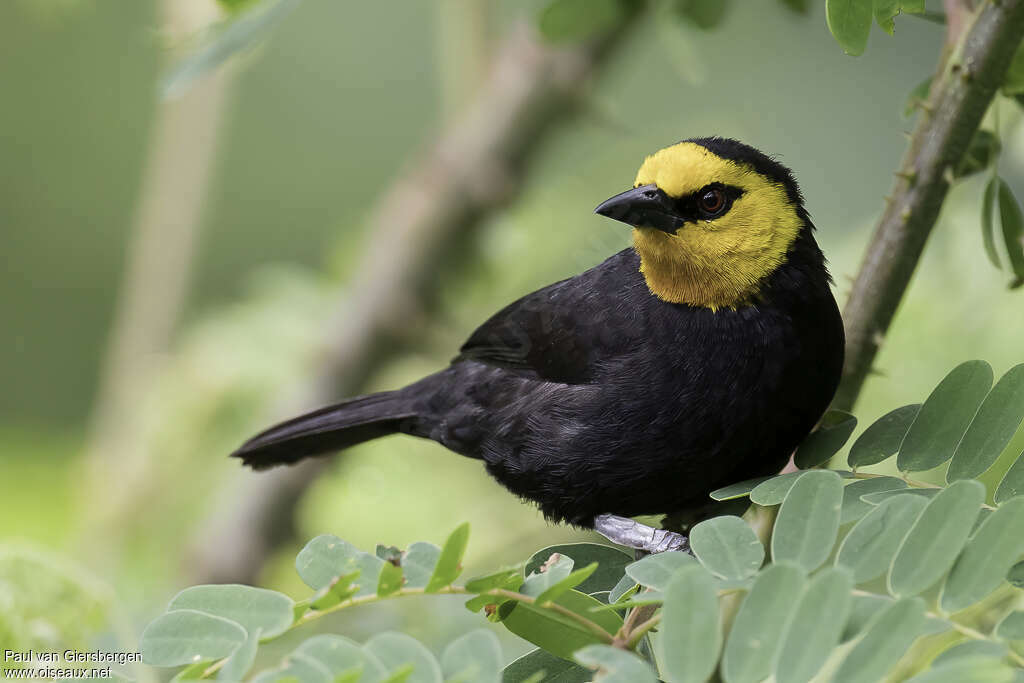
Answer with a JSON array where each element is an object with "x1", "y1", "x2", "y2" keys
[{"x1": 231, "y1": 391, "x2": 416, "y2": 470}]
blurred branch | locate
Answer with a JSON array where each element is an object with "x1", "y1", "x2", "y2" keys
[
  {"x1": 187, "y1": 18, "x2": 639, "y2": 584},
  {"x1": 834, "y1": 0, "x2": 1024, "y2": 411},
  {"x1": 80, "y1": 0, "x2": 234, "y2": 544}
]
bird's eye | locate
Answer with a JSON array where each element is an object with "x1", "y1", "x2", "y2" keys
[{"x1": 697, "y1": 187, "x2": 727, "y2": 217}]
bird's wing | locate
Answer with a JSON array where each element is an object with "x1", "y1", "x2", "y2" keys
[{"x1": 455, "y1": 250, "x2": 642, "y2": 384}]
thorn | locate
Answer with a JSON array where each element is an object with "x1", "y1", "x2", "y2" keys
[{"x1": 943, "y1": 166, "x2": 956, "y2": 185}]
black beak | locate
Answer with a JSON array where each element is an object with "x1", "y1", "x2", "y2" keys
[{"x1": 594, "y1": 184, "x2": 685, "y2": 234}]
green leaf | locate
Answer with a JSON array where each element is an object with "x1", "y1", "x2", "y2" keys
[
  {"x1": 364, "y1": 632, "x2": 442, "y2": 683},
  {"x1": 710, "y1": 476, "x2": 774, "y2": 501},
  {"x1": 218, "y1": 628, "x2": 260, "y2": 681},
  {"x1": 982, "y1": 176, "x2": 1001, "y2": 268},
  {"x1": 860, "y1": 487, "x2": 938, "y2": 505},
  {"x1": 898, "y1": 361, "x2": 993, "y2": 472},
  {"x1": 905, "y1": 657, "x2": 1016, "y2": 683},
  {"x1": 296, "y1": 535, "x2": 384, "y2": 596},
  {"x1": 996, "y1": 610, "x2": 1024, "y2": 639},
  {"x1": 689, "y1": 515, "x2": 763, "y2": 580},
  {"x1": 841, "y1": 594, "x2": 889, "y2": 642},
  {"x1": 574, "y1": 645, "x2": 657, "y2": 683},
  {"x1": 826, "y1": 0, "x2": 873, "y2": 56},
  {"x1": 537, "y1": 0, "x2": 625, "y2": 43},
  {"x1": 140, "y1": 609, "x2": 247, "y2": 667},
  {"x1": 377, "y1": 561, "x2": 403, "y2": 597},
  {"x1": 587, "y1": 590, "x2": 664, "y2": 612},
  {"x1": 309, "y1": 571, "x2": 361, "y2": 610},
  {"x1": 874, "y1": 0, "x2": 925, "y2": 34},
  {"x1": 749, "y1": 472, "x2": 803, "y2": 505},
  {"x1": 955, "y1": 129, "x2": 1001, "y2": 179},
  {"x1": 658, "y1": 564, "x2": 721, "y2": 683},
  {"x1": 941, "y1": 496, "x2": 1024, "y2": 611},
  {"x1": 840, "y1": 476, "x2": 908, "y2": 524},
  {"x1": 525, "y1": 543, "x2": 632, "y2": 596},
  {"x1": 775, "y1": 567, "x2": 854, "y2": 683},
  {"x1": 673, "y1": 0, "x2": 731, "y2": 30},
  {"x1": 948, "y1": 364, "x2": 1024, "y2": 481},
  {"x1": 721, "y1": 563, "x2": 805, "y2": 683},
  {"x1": 836, "y1": 493, "x2": 928, "y2": 583},
  {"x1": 296, "y1": 635, "x2": 385, "y2": 680},
  {"x1": 442, "y1": 630, "x2": 502, "y2": 683},
  {"x1": 1003, "y1": 42, "x2": 1024, "y2": 95},
  {"x1": 903, "y1": 77, "x2": 933, "y2": 117},
  {"x1": 624, "y1": 551, "x2": 694, "y2": 590},
  {"x1": 1007, "y1": 560, "x2": 1024, "y2": 587},
  {"x1": 995, "y1": 447, "x2": 1024, "y2": 502},
  {"x1": 403, "y1": 542, "x2": 441, "y2": 589},
  {"x1": 465, "y1": 566, "x2": 524, "y2": 594},
  {"x1": 608, "y1": 574, "x2": 637, "y2": 604},
  {"x1": 794, "y1": 410, "x2": 857, "y2": 468},
  {"x1": 849, "y1": 404, "x2": 921, "y2": 468},
  {"x1": 933, "y1": 639, "x2": 1009, "y2": 666},
  {"x1": 522, "y1": 554, "x2": 574, "y2": 597},
  {"x1": 162, "y1": 0, "x2": 301, "y2": 99},
  {"x1": 500, "y1": 590, "x2": 622, "y2": 660},
  {"x1": 502, "y1": 648, "x2": 591, "y2": 683},
  {"x1": 889, "y1": 479, "x2": 984, "y2": 597},
  {"x1": 833, "y1": 597, "x2": 928, "y2": 683},
  {"x1": 998, "y1": 178, "x2": 1024, "y2": 287},
  {"x1": 251, "y1": 654, "x2": 332, "y2": 683},
  {"x1": 771, "y1": 471, "x2": 844, "y2": 572},
  {"x1": 425, "y1": 523, "x2": 469, "y2": 592},
  {"x1": 168, "y1": 584, "x2": 294, "y2": 639}
]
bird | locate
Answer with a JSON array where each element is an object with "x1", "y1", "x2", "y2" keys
[{"x1": 232, "y1": 137, "x2": 845, "y2": 553}]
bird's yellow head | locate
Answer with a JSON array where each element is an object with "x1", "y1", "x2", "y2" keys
[{"x1": 596, "y1": 138, "x2": 809, "y2": 310}]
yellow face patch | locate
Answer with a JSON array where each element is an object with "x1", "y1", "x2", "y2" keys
[{"x1": 630, "y1": 142, "x2": 803, "y2": 310}]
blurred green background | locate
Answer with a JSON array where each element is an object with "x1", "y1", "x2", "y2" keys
[{"x1": 1, "y1": 0, "x2": 1022, "y2": 676}]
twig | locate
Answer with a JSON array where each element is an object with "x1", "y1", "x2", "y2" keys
[{"x1": 834, "y1": 0, "x2": 1024, "y2": 410}]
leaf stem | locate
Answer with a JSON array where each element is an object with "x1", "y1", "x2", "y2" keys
[{"x1": 625, "y1": 613, "x2": 662, "y2": 650}]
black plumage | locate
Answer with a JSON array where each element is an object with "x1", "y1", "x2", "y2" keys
[{"x1": 234, "y1": 138, "x2": 845, "y2": 527}]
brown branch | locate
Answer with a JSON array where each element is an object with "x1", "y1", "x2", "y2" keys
[
  {"x1": 834, "y1": 0, "x2": 1024, "y2": 411},
  {"x1": 187, "y1": 19, "x2": 638, "y2": 584}
]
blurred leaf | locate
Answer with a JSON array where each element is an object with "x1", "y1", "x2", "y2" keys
[
  {"x1": 442, "y1": 630, "x2": 502, "y2": 683},
  {"x1": 889, "y1": 480, "x2": 984, "y2": 597},
  {"x1": 364, "y1": 632, "x2": 442, "y2": 683},
  {"x1": 1003, "y1": 42, "x2": 1024, "y2": 95},
  {"x1": 403, "y1": 542, "x2": 441, "y2": 589},
  {"x1": 425, "y1": 523, "x2": 469, "y2": 593},
  {"x1": 535, "y1": 563, "x2": 598, "y2": 605},
  {"x1": 465, "y1": 566, "x2": 524, "y2": 593},
  {"x1": 996, "y1": 610, "x2": 1024, "y2": 639},
  {"x1": 296, "y1": 635, "x2": 385, "y2": 681},
  {"x1": 608, "y1": 574, "x2": 637, "y2": 604},
  {"x1": 898, "y1": 361, "x2": 993, "y2": 472},
  {"x1": 995, "y1": 447, "x2": 1024, "y2": 502},
  {"x1": 794, "y1": 410, "x2": 857, "y2": 468},
  {"x1": 1007, "y1": 560, "x2": 1024, "y2": 587},
  {"x1": 771, "y1": 471, "x2": 843, "y2": 572},
  {"x1": 722, "y1": 563, "x2": 804, "y2": 683},
  {"x1": 955, "y1": 129, "x2": 1000, "y2": 179},
  {"x1": 525, "y1": 544, "x2": 632, "y2": 596},
  {"x1": 710, "y1": 476, "x2": 774, "y2": 501},
  {"x1": 625, "y1": 551, "x2": 694, "y2": 590},
  {"x1": 588, "y1": 590, "x2": 664, "y2": 612},
  {"x1": 377, "y1": 561, "x2": 403, "y2": 597},
  {"x1": 501, "y1": 590, "x2": 622, "y2": 660},
  {"x1": 522, "y1": 554, "x2": 574, "y2": 597},
  {"x1": 377, "y1": 545, "x2": 403, "y2": 563},
  {"x1": 218, "y1": 627, "x2": 260, "y2": 681},
  {"x1": 849, "y1": 404, "x2": 921, "y2": 468},
  {"x1": 689, "y1": 515, "x2": 763, "y2": 580},
  {"x1": 997, "y1": 179, "x2": 1024, "y2": 288},
  {"x1": 874, "y1": 0, "x2": 923, "y2": 34},
  {"x1": 905, "y1": 657, "x2": 1016, "y2": 682},
  {"x1": 749, "y1": 472, "x2": 803, "y2": 505},
  {"x1": 903, "y1": 77, "x2": 933, "y2": 117},
  {"x1": 833, "y1": 597, "x2": 927, "y2": 683},
  {"x1": 574, "y1": 645, "x2": 657, "y2": 682},
  {"x1": 162, "y1": 0, "x2": 301, "y2": 99},
  {"x1": 502, "y1": 648, "x2": 591, "y2": 683},
  {"x1": 941, "y1": 496, "x2": 1024, "y2": 611},
  {"x1": 933, "y1": 639, "x2": 1008, "y2": 665},
  {"x1": 250, "y1": 655, "x2": 332, "y2": 682},
  {"x1": 841, "y1": 593, "x2": 889, "y2": 642},
  {"x1": 296, "y1": 535, "x2": 383, "y2": 596},
  {"x1": 169, "y1": 584, "x2": 293, "y2": 639},
  {"x1": 836, "y1": 493, "x2": 928, "y2": 582},
  {"x1": 309, "y1": 571, "x2": 360, "y2": 610},
  {"x1": 674, "y1": 0, "x2": 731, "y2": 30},
  {"x1": 778, "y1": 0, "x2": 810, "y2": 14},
  {"x1": 140, "y1": 609, "x2": 246, "y2": 667},
  {"x1": 860, "y1": 487, "x2": 938, "y2": 504},
  {"x1": 775, "y1": 567, "x2": 853, "y2": 683},
  {"x1": 948, "y1": 364, "x2": 1024, "y2": 481},
  {"x1": 658, "y1": 564, "x2": 721, "y2": 683},
  {"x1": 826, "y1": 0, "x2": 873, "y2": 56},
  {"x1": 537, "y1": 0, "x2": 626, "y2": 43},
  {"x1": 840, "y1": 476, "x2": 908, "y2": 523},
  {"x1": 982, "y1": 176, "x2": 1001, "y2": 268}
]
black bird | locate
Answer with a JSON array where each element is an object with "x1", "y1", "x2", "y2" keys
[{"x1": 233, "y1": 138, "x2": 844, "y2": 552}]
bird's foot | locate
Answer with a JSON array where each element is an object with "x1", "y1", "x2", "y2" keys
[{"x1": 593, "y1": 513, "x2": 690, "y2": 554}]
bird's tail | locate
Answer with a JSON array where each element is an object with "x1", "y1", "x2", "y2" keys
[{"x1": 231, "y1": 391, "x2": 416, "y2": 470}]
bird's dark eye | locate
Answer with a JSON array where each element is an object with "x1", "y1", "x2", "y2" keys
[{"x1": 697, "y1": 187, "x2": 727, "y2": 217}]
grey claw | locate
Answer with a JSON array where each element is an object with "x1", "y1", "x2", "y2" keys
[{"x1": 593, "y1": 513, "x2": 690, "y2": 554}]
